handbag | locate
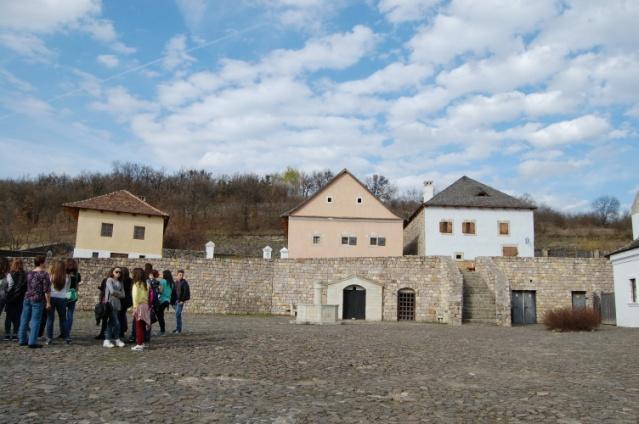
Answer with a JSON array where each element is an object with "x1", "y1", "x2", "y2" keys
[{"x1": 66, "y1": 288, "x2": 78, "y2": 303}]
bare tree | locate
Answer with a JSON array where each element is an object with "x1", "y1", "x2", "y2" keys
[
  {"x1": 365, "y1": 174, "x2": 397, "y2": 202},
  {"x1": 591, "y1": 195, "x2": 620, "y2": 225}
]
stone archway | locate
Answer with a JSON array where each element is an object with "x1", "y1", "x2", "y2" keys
[{"x1": 327, "y1": 276, "x2": 383, "y2": 321}]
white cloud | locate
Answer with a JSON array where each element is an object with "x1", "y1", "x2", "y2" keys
[
  {"x1": 337, "y1": 62, "x2": 432, "y2": 95},
  {"x1": 96, "y1": 54, "x2": 119, "y2": 68},
  {"x1": 3, "y1": 96, "x2": 53, "y2": 118},
  {"x1": 162, "y1": 34, "x2": 196, "y2": 71},
  {"x1": 91, "y1": 86, "x2": 157, "y2": 122},
  {"x1": 175, "y1": 0, "x2": 207, "y2": 30},
  {"x1": 518, "y1": 159, "x2": 590, "y2": 179},
  {"x1": 523, "y1": 115, "x2": 611, "y2": 148},
  {"x1": 378, "y1": 0, "x2": 441, "y2": 23},
  {"x1": 0, "y1": 0, "x2": 101, "y2": 32},
  {"x1": 0, "y1": 32, "x2": 53, "y2": 60}
]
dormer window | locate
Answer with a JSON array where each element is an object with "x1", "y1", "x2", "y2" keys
[
  {"x1": 326, "y1": 196, "x2": 333, "y2": 203},
  {"x1": 356, "y1": 196, "x2": 363, "y2": 204},
  {"x1": 476, "y1": 190, "x2": 489, "y2": 197}
]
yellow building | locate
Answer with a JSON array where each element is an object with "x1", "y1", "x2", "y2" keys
[
  {"x1": 63, "y1": 190, "x2": 169, "y2": 259},
  {"x1": 282, "y1": 170, "x2": 404, "y2": 258}
]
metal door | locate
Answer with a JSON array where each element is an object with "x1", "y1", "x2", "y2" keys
[
  {"x1": 511, "y1": 290, "x2": 537, "y2": 325},
  {"x1": 343, "y1": 285, "x2": 366, "y2": 320},
  {"x1": 600, "y1": 293, "x2": 616, "y2": 325},
  {"x1": 397, "y1": 289, "x2": 415, "y2": 321},
  {"x1": 572, "y1": 291, "x2": 587, "y2": 310}
]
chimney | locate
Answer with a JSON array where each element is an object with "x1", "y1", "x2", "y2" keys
[{"x1": 423, "y1": 181, "x2": 434, "y2": 203}]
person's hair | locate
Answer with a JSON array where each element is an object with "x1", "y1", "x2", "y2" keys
[
  {"x1": 177, "y1": 269, "x2": 185, "y2": 275},
  {"x1": 105, "y1": 267, "x2": 115, "y2": 279},
  {"x1": 121, "y1": 267, "x2": 130, "y2": 281},
  {"x1": 34, "y1": 256, "x2": 46, "y2": 267},
  {"x1": 132, "y1": 268, "x2": 145, "y2": 284},
  {"x1": 10, "y1": 259, "x2": 24, "y2": 273},
  {"x1": 152, "y1": 269, "x2": 159, "y2": 278},
  {"x1": 49, "y1": 260, "x2": 66, "y2": 291},
  {"x1": 65, "y1": 258, "x2": 78, "y2": 274},
  {"x1": 144, "y1": 263, "x2": 153, "y2": 279},
  {"x1": 163, "y1": 270, "x2": 174, "y2": 286},
  {"x1": 111, "y1": 267, "x2": 123, "y2": 281},
  {"x1": 0, "y1": 257, "x2": 9, "y2": 275}
]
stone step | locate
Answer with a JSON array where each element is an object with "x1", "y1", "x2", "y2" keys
[{"x1": 462, "y1": 318, "x2": 497, "y2": 325}]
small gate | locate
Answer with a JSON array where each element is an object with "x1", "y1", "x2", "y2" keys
[
  {"x1": 599, "y1": 292, "x2": 616, "y2": 325},
  {"x1": 511, "y1": 290, "x2": 537, "y2": 325},
  {"x1": 397, "y1": 288, "x2": 415, "y2": 321},
  {"x1": 343, "y1": 285, "x2": 366, "y2": 320}
]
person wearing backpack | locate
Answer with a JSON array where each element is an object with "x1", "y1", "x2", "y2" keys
[
  {"x1": 64, "y1": 259, "x2": 81, "y2": 342},
  {"x1": 155, "y1": 270, "x2": 173, "y2": 336},
  {"x1": 173, "y1": 269, "x2": 190, "y2": 334},
  {"x1": 131, "y1": 268, "x2": 151, "y2": 352},
  {"x1": 4, "y1": 259, "x2": 27, "y2": 341},
  {"x1": 18, "y1": 256, "x2": 51, "y2": 349},
  {"x1": 45, "y1": 260, "x2": 70, "y2": 345}
]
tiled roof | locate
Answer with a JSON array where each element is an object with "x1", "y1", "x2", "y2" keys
[
  {"x1": 63, "y1": 190, "x2": 169, "y2": 218},
  {"x1": 607, "y1": 238, "x2": 639, "y2": 257},
  {"x1": 424, "y1": 176, "x2": 536, "y2": 210}
]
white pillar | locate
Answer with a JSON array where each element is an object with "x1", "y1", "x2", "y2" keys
[
  {"x1": 313, "y1": 282, "x2": 323, "y2": 306},
  {"x1": 205, "y1": 241, "x2": 215, "y2": 259},
  {"x1": 279, "y1": 247, "x2": 289, "y2": 259},
  {"x1": 263, "y1": 246, "x2": 272, "y2": 259}
]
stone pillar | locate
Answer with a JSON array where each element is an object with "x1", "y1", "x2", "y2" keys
[
  {"x1": 313, "y1": 282, "x2": 323, "y2": 306},
  {"x1": 279, "y1": 247, "x2": 289, "y2": 259},
  {"x1": 205, "y1": 241, "x2": 215, "y2": 259},
  {"x1": 263, "y1": 246, "x2": 272, "y2": 259}
]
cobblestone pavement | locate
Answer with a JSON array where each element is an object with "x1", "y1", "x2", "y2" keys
[{"x1": 1, "y1": 313, "x2": 638, "y2": 423}]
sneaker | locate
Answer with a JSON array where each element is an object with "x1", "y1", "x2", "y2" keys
[
  {"x1": 171, "y1": 329, "x2": 179, "y2": 334},
  {"x1": 115, "y1": 339, "x2": 125, "y2": 348},
  {"x1": 66, "y1": 339, "x2": 72, "y2": 345},
  {"x1": 157, "y1": 332, "x2": 166, "y2": 337},
  {"x1": 57, "y1": 334, "x2": 64, "y2": 339},
  {"x1": 3, "y1": 335, "x2": 10, "y2": 341},
  {"x1": 103, "y1": 340, "x2": 115, "y2": 348},
  {"x1": 45, "y1": 338, "x2": 52, "y2": 345},
  {"x1": 131, "y1": 344, "x2": 144, "y2": 352}
]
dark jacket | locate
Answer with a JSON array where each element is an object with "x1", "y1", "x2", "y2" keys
[
  {"x1": 176, "y1": 279, "x2": 190, "y2": 302},
  {"x1": 7, "y1": 271, "x2": 27, "y2": 304},
  {"x1": 121, "y1": 277, "x2": 133, "y2": 310}
]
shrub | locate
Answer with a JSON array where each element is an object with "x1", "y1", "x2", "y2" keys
[{"x1": 542, "y1": 307, "x2": 601, "y2": 331}]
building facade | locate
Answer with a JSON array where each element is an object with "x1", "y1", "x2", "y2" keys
[
  {"x1": 609, "y1": 191, "x2": 639, "y2": 327},
  {"x1": 63, "y1": 190, "x2": 169, "y2": 259},
  {"x1": 282, "y1": 170, "x2": 404, "y2": 258},
  {"x1": 404, "y1": 176, "x2": 535, "y2": 260}
]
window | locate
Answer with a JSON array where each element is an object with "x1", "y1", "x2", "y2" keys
[
  {"x1": 100, "y1": 223, "x2": 113, "y2": 237},
  {"x1": 370, "y1": 236, "x2": 386, "y2": 246},
  {"x1": 499, "y1": 221, "x2": 510, "y2": 235},
  {"x1": 455, "y1": 252, "x2": 464, "y2": 261},
  {"x1": 462, "y1": 221, "x2": 476, "y2": 235},
  {"x1": 326, "y1": 196, "x2": 333, "y2": 203},
  {"x1": 313, "y1": 235, "x2": 321, "y2": 244},
  {"x1": 439, "y1": 220, "x2": 453, "y2": 234},
  {"x1": 91, "y1": 252, "x2": 99, "y2": 258},
  {"x1": 631, "y1": 279, "x2": 637, "y2": 303},
  {"x1": 356, "y1": 196, "x2": 363, "y2": 204},
  {"x1": 133, "y1": 226, "x2": 145, "y2": 240},
  {"x1": 341, "y1": 236, "x2": 348, "y2": 245},
  {"x1": 349, "y1": 236, "x2": 357, "y2": 245},
  {"x1": 139, "y1": 255, "x2": 146, "y2": 259},
  {"x1": 502, "y1": 246, "x2": 519, "y2": 257}
]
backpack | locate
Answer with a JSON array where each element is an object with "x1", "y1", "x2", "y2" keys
[
  {"x1": 0, "y1": 276, "x2": 8, "y2": 301},
  {"x1": 169, "y1": 281, "x2": 177, "y2": 305}
]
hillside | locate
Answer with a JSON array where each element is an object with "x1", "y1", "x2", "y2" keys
[{"x1": 0, "y1": 163, "x2": 633, "y2": 256}]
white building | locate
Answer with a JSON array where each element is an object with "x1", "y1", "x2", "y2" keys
[
  {"x1": 404, "y1": 176, "x2": 535, "y2": 260},
  {"x1": 608, "y1": 192, "x2": 639, "y2": 327}
]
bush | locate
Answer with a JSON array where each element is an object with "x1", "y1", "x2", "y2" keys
[{"x1": 542, "y1": 307, "x2": 601, "y2": 331}]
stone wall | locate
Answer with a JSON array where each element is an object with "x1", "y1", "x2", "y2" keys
[
  {"x1": 71, "y1": 256, "x2": 463, "y2": 324},
  {"x1": 403, "y1": 208, "x2": 425, "y2": 255},
  {"x1": 487, "y1": 257, "x2": 614, "y2": 325}
]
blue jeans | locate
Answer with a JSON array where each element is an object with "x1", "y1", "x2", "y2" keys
[
  {"x1": 46, "y1": 297, "x2": 68, "y2": 340},
  {"x1": 18, "y1": 299, "x2": 44, "y2": 346},
  {"x1": 66, "y1": 301, "x2": 76, "y2": 337},
  {"x1": 175, "y1": 302, "x2": 184, "y2": 332},
  {"x1": 105, "y1": 306, "x2": 120, "y2": 341}
]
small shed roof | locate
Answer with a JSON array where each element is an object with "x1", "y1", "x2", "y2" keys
[{"x1": 63, "y1": 190, "x2": 169, "y2": 225}]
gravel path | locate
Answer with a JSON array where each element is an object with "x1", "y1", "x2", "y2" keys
[{"x1": 1, "y1": 313, "x2": 638, "y2": 423}]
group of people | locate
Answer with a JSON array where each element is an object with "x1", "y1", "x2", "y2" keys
[{"x1": 0, "y1": 257, "x2": 190, "y2": 352}]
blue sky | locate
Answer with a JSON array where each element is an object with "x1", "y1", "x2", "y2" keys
[{"x1": 0, "y1": 0, "x2": 638, "y2": 212}]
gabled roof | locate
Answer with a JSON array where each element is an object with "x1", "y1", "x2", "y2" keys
[
  {"x1": 404, "y1": 176, "x2": 535, "y2": 227},
  {"x1": 63, "y1": 190, "x2": 170, "y2": 219},
  {"x1": 607, "y1": 239, "x2": 639, "y2": 258},
  {"x1": 281, "y1": 169, "x2": 402, "y2": 220},
  {"x1": 426, "y1": 176, "x2": 535, "y2": 209}
]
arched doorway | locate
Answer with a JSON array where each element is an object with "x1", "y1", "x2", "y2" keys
[
  {"x1": 397, "y1": 288, "x2": 416, "y2": 321},
  {"x1": 343, "y1": 285, "x2": 366, "y2": 319}
]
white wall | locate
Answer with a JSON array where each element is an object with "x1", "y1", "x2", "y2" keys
[
  {"x1": 632, "y1": 213, "x2": 638, "y2": 240},
  {"x1": 326, "y1": 276, "x2": 383, "y2": 321},
  {"x1": 73, "y1": 248, "x2": 161, "y2": 259},
  {"x1": 611, "y1": 249, "x2": 639, "y2": 327},
  {"x1": 424, "y1": 207, "x2": 534, "y2": 259}
]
